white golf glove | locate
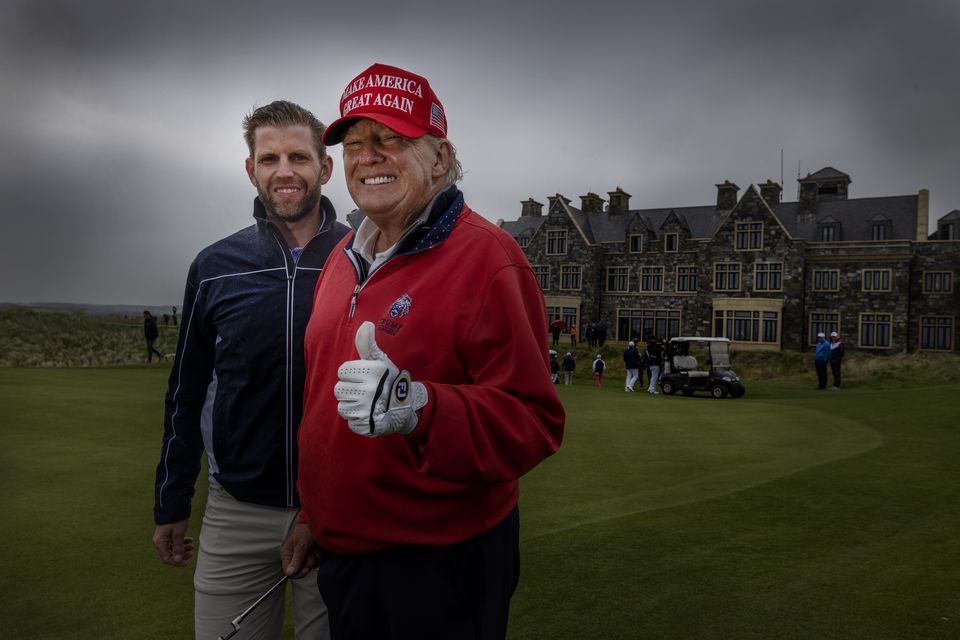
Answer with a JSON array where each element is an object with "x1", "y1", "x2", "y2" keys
[{"x1": 334, "y1": 321, "x2": 428, "y2": 437}]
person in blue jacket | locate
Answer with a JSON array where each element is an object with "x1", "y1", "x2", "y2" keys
[
  {"x1": 151, "y1": 101, "x2": 348, "y2": 640},
  {"x1": 814, "y1": 332, "x2": 831, "y2": 390}
]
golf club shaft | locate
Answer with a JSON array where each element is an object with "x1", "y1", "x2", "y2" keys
[{"x1": 217, "y1": 575, "x2": 290, "y2": 640}]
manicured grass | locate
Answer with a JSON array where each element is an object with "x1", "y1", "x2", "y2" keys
[
  {"x1": 1, "y1": 365, "x2": 959, "y2": 639},
  {"x1": 513, "y1": 378, "x2": 960, "y2": 639},
  {"x1": 0, "y1": 365, "x2": 198, "y2": 640}
]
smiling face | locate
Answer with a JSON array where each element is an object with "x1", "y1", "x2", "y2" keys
[
  {"x1": 341, "y1": 119, "x2": 450, "y2": 236},
  {"x1": 245, "y1": 125, "x2": 332, "y2": 224}
]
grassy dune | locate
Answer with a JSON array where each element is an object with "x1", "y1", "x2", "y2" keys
[{"x1": 0, "y1": 307, "x2": 177, "y2": 367}]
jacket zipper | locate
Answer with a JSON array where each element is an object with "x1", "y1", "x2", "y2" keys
[
  {"x1": 270, "y1": 232, "x2": 297, "y2": 508},
  {"x1": 344, "y1": 218, "x2": 430, "y2": 319},
  {"x1": 345, "y1": 248, "x2": 368, "y2": 319},
  {"x1": 249, "y1": 208, "x2": 332, "y2": 509}
]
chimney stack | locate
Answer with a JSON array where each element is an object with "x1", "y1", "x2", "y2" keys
[
  {"x1": 547, "y1": 194, "x2": 571, "y2": 210},
  {"x1": 759, "y1": 180, "x2": 783, "y2": 208},
  {"x1": 607, "y1": 187, "x2": 631, "y2": 215},
  {"x1": 917, "y1": 189, "x2": 929, "y2": 241},
  {"x1": 520, "y1": 198, "x2": 544, "y2": 217},
  {"x1": 716, "y1": 181, "x2": 739, "y2": 211},
  {"x1": 579, "y1": 192, "x2": 604, "y2": 214}
]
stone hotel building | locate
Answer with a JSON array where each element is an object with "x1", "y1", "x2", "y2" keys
[{"x1": 498, "y1": 167, "x2": 960, "y2": 352}]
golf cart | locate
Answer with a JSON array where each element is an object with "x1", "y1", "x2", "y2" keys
[{"x1": 660, "y1": 337, "x2": 745, "y2": 398}]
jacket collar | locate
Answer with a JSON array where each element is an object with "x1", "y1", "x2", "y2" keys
[{"x1": 345, "y1": 185, "x2": 465, "y2": 257}]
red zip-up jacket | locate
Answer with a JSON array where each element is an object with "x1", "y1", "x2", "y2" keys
[{"x1": 298, "y1": 188, "x2": 565, "y2": 554}]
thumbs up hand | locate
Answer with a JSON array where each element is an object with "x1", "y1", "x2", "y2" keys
[{"x1": 334, "y1": 321, "x2": 428, "y2": 437}]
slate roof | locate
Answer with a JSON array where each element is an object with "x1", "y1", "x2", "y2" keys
[
  {"x1": 501, "y1": 187, "x2": 921, "y2": 244},
  {"x1": 773, "y1": 194, "x2": 918, "y2": 241},
  {"x1": 500, "y1": 215, "x2": 545, "y2": 239},
  {"x1": 800, "y1": 166, "x2": 851, "y2": 182}
]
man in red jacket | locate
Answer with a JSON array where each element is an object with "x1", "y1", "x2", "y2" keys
[{"x1": 284, "y1": 63, "x2": 565, "y2": 639}]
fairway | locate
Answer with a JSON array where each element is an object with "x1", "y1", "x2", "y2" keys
[{"x1": 1, "y1": 366, "x2": 959, "y2": 639}]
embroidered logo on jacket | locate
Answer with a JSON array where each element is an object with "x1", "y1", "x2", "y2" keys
[
  {"x1": 388, "y1": 294, "x2": 412, "y2": 318},
  {"x1": 379, "y1": 293, "x2": 412, "y2": 336}
]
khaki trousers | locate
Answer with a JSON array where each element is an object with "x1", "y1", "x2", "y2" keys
[{"x1": 194, "y1": 483, "x2": 329, "y2": 640}]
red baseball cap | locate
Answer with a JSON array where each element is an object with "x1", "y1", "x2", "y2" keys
[{"x1": 323, "y1": 63, "x2": 448, "y2": 145}]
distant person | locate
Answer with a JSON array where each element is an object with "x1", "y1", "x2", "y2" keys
[
  {"x1": 829, "y1": 331, "x2": 845, "y2": 390},
  {"x1": 562, "y1": 351, "x2": 576, "y2": 385},
  {"x1": 171, "y1": 305, "x2": 178, "y2": 326},
  {"x1": 623, "y1": 341, "x2": 641, "y2": 392},
  {"x1": 551, "y1": 322, "x2": 562, "y2": 347},
  {"x1": 570, "y1": 323, "x2": 578, "y2": 347},
  {"x1": 162, "y1": 313, "x2": 170, "y2": 326},
  {"x1": 142, "y1": 311, "x2": 164, "y2": 362},
  {"x1": 814, "y1": 332, "x2": 830, "y2": 390},
  {"x1": 585, "y1": 322, "x2": 595, "y2": 347},
  {"x1": 595, "y1": 322, "x2": 608, "y2": 348},
  {"x1": 635, "y1": 337, "x2": 648, "y2": 389},
  {"x1": 645, "y1": 336, "x2": 662, "y2": 394},
  {"x1": 592, "y1": 353, "x2": 606, "y2": 387},
  {"x1": 151, "y1": 101, "x2": 348, "y2": 640},
  {"x1": 550, "y1": 350, "x2": 560, "y2": 383}
]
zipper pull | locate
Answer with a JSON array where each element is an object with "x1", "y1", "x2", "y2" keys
[{"x1": 348, "y1": 284, "x2": 361, "y2": 318}]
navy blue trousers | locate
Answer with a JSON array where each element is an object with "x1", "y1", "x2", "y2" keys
[
  {"x1": 316, "y1": 506, "x2": 520, "y2": 640},
  {"x1": 815, "y1": 361, "x2": 828, "y2": 388}
]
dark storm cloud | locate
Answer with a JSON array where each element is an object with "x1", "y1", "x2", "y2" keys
[{"x1": 1, "y1": 0, "x2": 958, "y2": 304}]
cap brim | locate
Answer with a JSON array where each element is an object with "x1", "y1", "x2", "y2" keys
[{"x1": 323, "y1": 112, "x2": 429, "y2": 145}]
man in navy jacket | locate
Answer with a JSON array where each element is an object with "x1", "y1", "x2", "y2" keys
[{"x1": 151, "y1": 101, "x2": 348, "y2": 640}]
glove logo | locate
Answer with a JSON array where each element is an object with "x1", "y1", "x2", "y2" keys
[
  {"x1": 395, "y1": 378, "x2": 409, "y2": 402},
  {"x1": 388, "y1": 294, "x2": 412, "y2": 318}
]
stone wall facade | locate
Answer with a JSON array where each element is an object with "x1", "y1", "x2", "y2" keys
[{"x1": 505, "y1": 181, "x2": 960, "y2": 354}]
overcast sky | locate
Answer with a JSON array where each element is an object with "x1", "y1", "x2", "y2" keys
[{"x1": 2, "y1": 0, "x2": 958, "y2": 306}]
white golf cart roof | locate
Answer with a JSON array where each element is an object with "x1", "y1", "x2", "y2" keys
[{"x1": 668, "y1": 336, "x2": 731, "y2": 343}]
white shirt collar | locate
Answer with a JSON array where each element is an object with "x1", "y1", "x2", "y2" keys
[{"x1": 352, "y1": 190, "x2": 446, "y2": 268}]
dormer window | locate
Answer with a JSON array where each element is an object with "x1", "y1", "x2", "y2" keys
[
  {"x1": 869, "y1": 215, "x2": 892, "y2": 241},
  {"x1": 629, "y1": 234, "x2": 644, "y2": 253},
  {"x1": 819, "y1": 222, "x2": 840, "y2": 242},
  {"x1": 664, "y1": 233, "x2": 679, "y2": 253}
]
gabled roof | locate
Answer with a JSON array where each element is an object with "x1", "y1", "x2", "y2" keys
[
  {"x1": 561, "y1": 204, "x2": 596, "y2": 243},
  {"x1": 660, "y1": 210, "x2": 691, "y2": 232},
  {"x1": 634, "y1": 205, "x2": 723, "y2": 240},
  {"x1": 940, "y1": 209, "x2": 960, "y2": 222}
]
